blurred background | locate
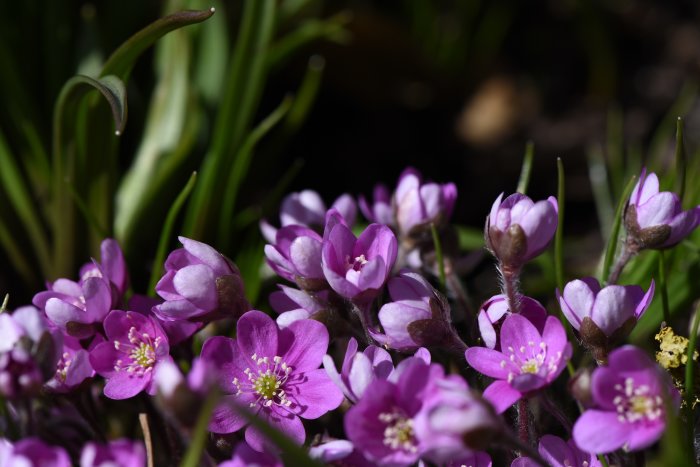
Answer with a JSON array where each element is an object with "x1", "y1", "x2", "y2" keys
[{"x1": 1, "y1": 0, "x2": 700, "y2": 328}]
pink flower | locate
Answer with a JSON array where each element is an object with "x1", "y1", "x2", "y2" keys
[
  {"x1": 466, "y1": 314, "x2": 571, "y2": 413},
  {"x1": 200, "y1": 310, "x2": 343, "y2": 452},
  {"x1": 573, "y1": 346, "x2": 680, "y2": 454}
]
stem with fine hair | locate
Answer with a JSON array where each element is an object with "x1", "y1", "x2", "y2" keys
[
  {"x1": 500, "y1": 265, "x2": 522, "y2": 313},
  {"x1": 606, "y1": 239, "x2": 637, "y2": 285},
  {"x1": 517, "y1": 399, "x2": 529, "y2": 446}
]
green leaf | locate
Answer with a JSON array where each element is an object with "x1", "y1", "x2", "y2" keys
[
  {"x1": 101, "y1": 8, "x2": 215, "y2": 81},
  {"x1": 285, "y1": 55, "x2": 326, "y2": 133},
  {"x1": 599, "y1": 174, "x2": 637, "y2": 284},
  {"x1": 516, "y1": 141, "x2": 534, "y2": 195},
  {"x1": 555, "y1": 157, "x2": 565, "y2": 291},
  {"x1": 0, "y1": 128, "x2": 51, "y2": 276},
  {"x1": 217, "y1": 96, "x2": 293, "y2": 248},
  {"x1": 51, "y1": 74, "x2": 128, "y2": 277},
  {"x1": 179, "y1": 391, "x2": 218, "y2": 467},
  {"x1": 148, "y1": 172, "x2": 198, "y2": 296},
  {"x1": 184, "y1": 0, "x2": 276, "y2": 239}
]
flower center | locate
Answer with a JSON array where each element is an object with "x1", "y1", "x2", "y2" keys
[
  {"x1": 378, "y1": 410, "x2": 417, "y2": 453},
  {"x1": 233, "y1": 354, "x2": 293, "y2": 409},
  {"x1": 613, "y1": 377, "x2": 663, "y2": 423},
  {"x1": 55, "y1": 352, "x2": 72, "y2": 382},
  {"x1": 349, "y1": 254, "x2": 368, "y2": 271},
  {"x1": 521, "y1": 358, "x2": 540, "y2": 374},
  {"x1": 113, "y1": 327, "x2": 161, "y2": 377}
]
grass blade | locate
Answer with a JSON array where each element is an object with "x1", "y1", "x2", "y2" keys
[
  {"x1": 516, "y1": 141, "x2": 534, "y2": 194},
  {"x1": 555, "y1": 157, "x2": 565, "y2": 291},
  {"x1": 217, "y1": 96, "x2": 293, "y2": 248},
  {"x1": 600, "y1": 174, "x2": 637, "y2": 284},
  {"x1": 148, "y1": 172, "x2": 198, "y2": 296}
]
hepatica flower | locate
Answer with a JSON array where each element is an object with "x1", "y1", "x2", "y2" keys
[
  {"x1": 323, "y1": 337, "x2": 394, "y2": 403},
  {"x1": 512, "y1": 435, "x2": 601, "y2": 467},
  {"x1": 90, "y1": 310, "x2": 171, "y2": 399},
  {"x1": 33, "y1": 238, "x2": 128, "y2": 338},
  {"x1": 0, "y1": 438, "x2": 70, "y2": 467},
  {"x1": 200, "y1": 310, "x2": 343, "y2": 452},
  {"x1": 359, "y1": 184, "x2": 394, "y2": 226},
  {"x1": 573, "y1": 345, "x2": 679, "y2": 454},
  {"x1": 322, "y1": 212, "x2": 398, "y2": 303},
  {"x1": 393, "y1": 167, "x2": 457, "y2": 237},
  {"x1": 46, "y1": 335, "x2": 96, "y2": 393},
  {"x1": 375, "y1": 270, "x2": 457, "y2": 351},
  {"x1": 269, "y1": 285, "x2": 329, "y2": 328},
  {"x1": 477, "y1": 294, "x2": 547, "y2": 350},
  {"x1": 80, "y1": 439, "x2": 146, "y2": 467},
  {"x1": 625, "y1": 168, "x2": 700, "y2": 249},
  {"x1": 485, "y1": 193, "x2": 558, "y2": 270},
  {"x1": 557, "y1": 277, "x2": 654, "y2": 362},
  {"x1": 264, "y1": 225, "x2": 326, "y2": 290},
  {"x1": 155, "y1": 236, "x2": 249, "y2": 325},
  {"x1": 466, "y1": 314, "x2": 571, "y2": 413}
]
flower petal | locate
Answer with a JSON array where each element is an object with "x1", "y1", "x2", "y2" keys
[
  {"x1": 245, "y1": 410, "x2": 305, "y2": 453},
  {"x1": 573, "y1": 410, "x2": 629, "y2": 454},
  {"x1": 465, "y1": 347, "x2": 517, "y2": 379},
  {"x1": 278, "y1": 318, "x2": 328, "y2": 372},
  {"x1": 287, "y1": 368, "x2": 344, "y2": 419},
  {"x1": 237, "y1": 311, "x2": 279, "y2": 365},
  {"x1": 482, "y1": 380, "x2": 521, "y2": 414}
]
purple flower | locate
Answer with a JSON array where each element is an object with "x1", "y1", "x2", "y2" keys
[
  {"x1": 80, "y1": 439, "x2": 146, "y2": 467},
  {"x1": 625, "y1": 168, "x2": 700, "y2": 249},
  {"x1": 0, "y1": 438, "x2": 71, "y2": 467},
  {"x1": 511, "y1": 435, "x2": 602, "y2": 467},
  {"x1": 33, "y1": 238, "x2": 127, "y2": 338},
  {"x1": 393, "y1": 167, "x2": 457, "y2": 236},
  {"x1": 269, "y1": 285, "x2": 329, "y2": 328},
  {"x1": 344, "y1": 358, "x2": 437, "y2": 465},
  {"x1": 448, "y1": 452, "x2": 493, "y2": 467},
  {"x1": 154, "y1": 236, "x2": 249, "y2": 325},
  {"x1": 477, "y1": 294, "x2": 547, "y2": 350},
  {"x1": 466, "y1": 314, "x2": 572, "y2": 413},
  {"x1": 374, "y1": 271, "x2": 457, "y2": 351},
  {"x1": 89, "y1": 310, "x2": 172, "y2": 399},
  {"x1": 200, "y1": 310, "x2": 343, "y2": 452},
  {"x1": 219, "y1": 442, "x2": 282, "y2": 467},
  {"x1": 413, "y1": 373, "x2": 500, "y2": 464},
  {"x1": 309, "y1": 439, "x2": 374, "y2": 466},
  {"x1": 359, "y1": 184, "x2": 394, "y2": 225},
  {"x1": 265, "y1": 225, "x2": 326, "y2": 290},
  {"x1": 557, "y1": 278, "x2": 654, "y2": 362},
  {"x1": 0, "y1": 306, "x2": 61, "y2": 398},
  {"x1": 485, "y1": 193, "x2": 558, "y2": 270},
  {"x1": 573, "y1": 346, "x2": 680, "y2": 454},
  {"x1": 323, "y1": 337, "x2": 394, "y2": 403},
  {"x1": 46, "y1": 335, "x2": 96, "y2": 393},
  {"x1": 321, "y1": 214, "x2": 397, "y2": 303},
  {"x1": 261, "y1": 190, "x2": 357, "y2": 243}
]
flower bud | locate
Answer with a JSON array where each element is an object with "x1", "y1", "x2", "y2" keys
[
  {"x1": 625, "y1": 168, "x2": 700, "y2": 250},
  {"x1": 155, "y1": 237, "x2": 250, "y2": 325},
  {"x1": 485, "y1": 193, "x2": 558, "y2": 270},
  {"x1": 393, "y1": 168, "x2": 457, "y2": 238}
]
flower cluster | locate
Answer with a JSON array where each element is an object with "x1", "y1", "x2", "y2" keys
[{"x1": 1, "y1": 166, "x2": 694, "y2": 466}]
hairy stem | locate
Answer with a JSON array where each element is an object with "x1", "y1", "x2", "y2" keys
[
  {"x1": 606, "y1": 239, "x2": 637, "y2": 285},
  {"x1": 500, "y1": 264, "x2": 522, "y2": 313}
]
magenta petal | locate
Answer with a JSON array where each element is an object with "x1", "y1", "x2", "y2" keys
[
  {"x1": 636, "y1": 192, "x2": 678, "y2": 228},
  {"x1": 209, "y1": 394, "x2": 255, "y2": 434},
  {"x1": 322, "y1": 355, "x2": 351, "y2": 401},
  {"x1": 511, "y1": 457, "x2": 539, "y2": 467},
  {"x1": 560, "y1": 278, "x2": 600, "y2": 330},
  {"x1": 82, "y1": 277, "x2": 112, "y2": 321},
  {"x1": 347, "y1": 353, "x2": 373, "y2": 399},
  {"x1": 179, "y1": 236, "x2": 231, "y2": 276},
  {"x1": 237, "y1": 311, "x2": 279, "y2": 365},
  {"x1": 279, "y1": 319, "x2": 328, "y2": 372},
  {"x1": 245, "y1": 410, "x2": 305, "y2": 453},
  {"x1": 500, "y1": 314, "x2": 541, "y2": 354},
  {"x1": 518, "y1": 199, "x2": 558, "y2": 255},
  {"x1": 289, "y1": 236, "x2": 323, "y2": 279},
  {"x1": 89, "y1": 341, "x2": 121, "y2": 378},
  {"x1": 573, "y1": 410, "x2": 628, "y2": 454},
  {"x1": 357, "y1": 257, "x2": 385, "y2": 291},
  {"x1": 172, "y1": 264, "x2": 217, "y2": 310},
  {"x1": 538, "y1": 435, "x2": 575, "y2": 467},
  {"x1": 465, "y1": 347, "x2": 517, "y2": 379},
  {"x1": 287, "y1": 368, "x2": 344, "y2": 419},
  {"x1": 511, "y1": 373, "x2": 545, "y2": 392},
  {"x1": 200, "y1": 336, "x2": 248, "y2": 394},
  {"x1": 100, "y1": 238, "x2": 127, "y2": 291},
  {"x1": 482, "y1": 380, "x2": 521, "y2": 414},
  {"x1": 591, "y1": 286, "x2": 638, "y2": 336},
  {"x1": 64, "y1": 349, "x2": 93, "y2": 387},
  {"x1": 541, "y1": 316, "x2": 568, "y2": 358},
  {"x1": 45, "y1": 298, "x2": 89, "y2": 326},
  {"x1": 634, "y1": 280, "x2": 655, "y2": 319},
  {"x1": 103, "y1": 371, "x2": 150, "y2": 400},
  {"x1": 625, "y1": 421, "x2": 665, "y2": 451}
]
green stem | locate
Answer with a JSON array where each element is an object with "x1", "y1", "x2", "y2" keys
[
  {"x1": 147, "y1": 172, "x2": 197, "y2": 296},
  {"x1": 600, "y1": 174, "x2": 637, "y2": 284},
  {"x1": 179, "y1": 392, "x2": 218, "y2": 467},
  {"x1": 516, "y1": 141, "x2": 534, "y2": 194},
  {"x1": 685, "y1": 305, "x2": 700, "y2": 453},
  {"x1": 430, "y1": 223, "x2": 446, "y2": 290},
  {"x1": 555, "y1": 157, "x2": 565, "y2": 291},
  {"x1": 597, "y1": 453, "x2": 610, "y2": 467},
  {"x1": 658, "y1": 250, "x2": 670, "y2": 324}
]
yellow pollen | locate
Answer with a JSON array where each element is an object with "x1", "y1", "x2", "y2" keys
[{"x1": 521, "y1": 358, "x2": 539, "y2": 374}]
